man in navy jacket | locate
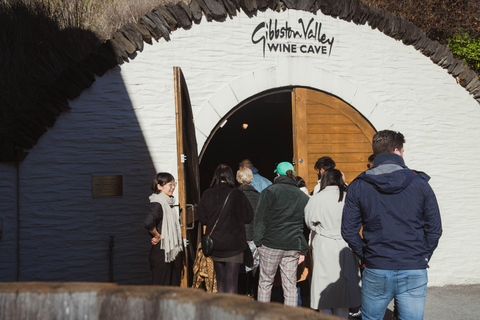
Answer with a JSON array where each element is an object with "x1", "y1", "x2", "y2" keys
[{"x1": 341, "y1": 130, "x2": 442, "y2": 320}]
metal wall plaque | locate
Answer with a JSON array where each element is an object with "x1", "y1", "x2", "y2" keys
[{"x1": 92, "y1": 175, "x2": 123, "y2": 197}]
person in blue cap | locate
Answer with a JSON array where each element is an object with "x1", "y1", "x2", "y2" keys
[{"x1": 254, "y1": 161, "x2": 310, "y2": 307}]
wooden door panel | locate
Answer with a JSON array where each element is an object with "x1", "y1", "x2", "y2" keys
[
  {"x1": 174, "y1": 67, "x2": 201, "y2": 288},
  {"x1": 340, "y1": 163, "x2": 373, "y2": 172},
  {"x1": 307, "y1": 133, "x2": 371, "y2": 143},
  {"x1": 308, "y1": 124, "x2": 366, "y2": 134},
  {"x1": 293, "y1": 88, "x2": 376, "y2": 190},
  {"x1": 308, "y1": 153, "x2": 370, "y2": 164},
  {"x1": 307, "y1": 114, "x2": 355, "y2": 124},
  {"x1": 306, "y1": 105, "x2": 339, "y2": 115},
  {"x1": 307, "y1": 143, "x2": 372, "y2": 154},
  {"x1": 292, "y1": 89, "x2": 309, "y2": 181}
]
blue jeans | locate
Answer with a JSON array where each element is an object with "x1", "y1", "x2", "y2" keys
[{"x1": 361, "y1": 267, "x2": 428, "y2": 320}]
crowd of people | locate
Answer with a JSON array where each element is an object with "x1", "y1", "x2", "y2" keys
[{"x1": 142, "y1": 130, "x2": 442, "y2": 320}]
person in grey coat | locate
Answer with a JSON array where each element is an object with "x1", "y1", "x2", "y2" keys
[{"x1": 305, "y1": 169, "x2": 361, "y2": 318}]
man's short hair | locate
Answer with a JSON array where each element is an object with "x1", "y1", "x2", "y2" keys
[
  {"x1": 372, "y1": 130, "x2": 405, "y2": 155},
  {"x1": 239, "y1": 159, "x2": 253, "y2": 169},
  {"x1": 236, "y1": 168, "x2": 253, "y2": 185},
  {"x1": 314, "y1": 156, "x2": 336, "y2": 171}
]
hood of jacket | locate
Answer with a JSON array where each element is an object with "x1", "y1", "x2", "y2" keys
[
  {"x1": 355, "y1": 153, "x2": 416, "y2": 194},
  {"x1": 273, "y1": 175, "x2": 297, "y2": 186}
]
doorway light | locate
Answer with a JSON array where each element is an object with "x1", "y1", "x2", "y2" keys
[{"x1": 242, "y1": 123, "x2": 248, "y2": 130}]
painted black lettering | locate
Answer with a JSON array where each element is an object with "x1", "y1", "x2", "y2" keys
[
  {"x1": 268, "y1": 43, "x2": 280, "y2": 52},
  {"x1": 252, "y1": 18, "x2": 335, "y2": 57},
  {"x1": 251, "y1": 22, "x2": 267, "y2": 57}
]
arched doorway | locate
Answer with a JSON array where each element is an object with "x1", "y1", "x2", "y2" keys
[
  {"x1": 199, "y1": 87, "x2": 376, "y2": 193},
  {"x1": 199, "y1": 89, "x2": 293, "y2": 192}
]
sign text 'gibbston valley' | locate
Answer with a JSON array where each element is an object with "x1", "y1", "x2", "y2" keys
[{"x1": 251, "y1": 18, "x2": 335, "y2": 57}]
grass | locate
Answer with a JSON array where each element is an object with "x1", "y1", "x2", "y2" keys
[{"x1": 13, "y1": 0, "x2": 175, "y2": 41}]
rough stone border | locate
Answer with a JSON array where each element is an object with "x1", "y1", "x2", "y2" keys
[
  {"x1": 7, "y1": 0, "x2": 479, "y2": 162},
  {"x1": 0, "y1": 282, "x2": 337, "y2": 319}
]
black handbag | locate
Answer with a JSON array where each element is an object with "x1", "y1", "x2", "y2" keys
[
  {"x1": 201, "y1": 235, "x2": 214, "y2": 256},
  {"x1": 201, "y1": 190, "x2": 232, "y2": 257}
]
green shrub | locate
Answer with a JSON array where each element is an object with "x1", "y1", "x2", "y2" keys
[{"x1": 448, "y1": 32, "x2": 480, "y2": 75}]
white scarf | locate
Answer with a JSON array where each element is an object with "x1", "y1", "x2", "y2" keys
[{"x1": 149, "y1": 192, "x2": 183, "y2": 263}]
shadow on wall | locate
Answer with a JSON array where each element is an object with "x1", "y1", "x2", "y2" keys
[
  {"x1": 0, "y1": 2, "x2": 157, "y2": 284},
  {"x1": 0, "y1": 0, "x2": 101, "y2": 161}
]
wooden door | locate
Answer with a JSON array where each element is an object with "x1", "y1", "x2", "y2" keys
[
  {"x1": 174, "y1": 67, "x2": 201, "y2": 287},
  {"x1": 292, "y1": 88, "x2": 376, "y2": 193}
]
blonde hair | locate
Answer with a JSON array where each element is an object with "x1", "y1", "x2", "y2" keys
[{"x1": 236, "y1": 168, "x2": 253, "y2": 186}]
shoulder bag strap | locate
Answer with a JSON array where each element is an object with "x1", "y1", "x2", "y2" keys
[{"x1": 208, "y1": 190, "x2": 233, "y2": 236}]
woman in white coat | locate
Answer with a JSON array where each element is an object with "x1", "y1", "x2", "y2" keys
[{"x1": 304, "y1": 169, "x2": 361, "y2": 318}]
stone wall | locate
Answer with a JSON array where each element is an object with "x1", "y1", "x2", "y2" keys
[{"x1": 0, "y1": 282, "x2": 340, "y2": 320}]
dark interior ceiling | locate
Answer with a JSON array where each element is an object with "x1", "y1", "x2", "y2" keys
[{"x1": 199, "y1": 90, "x2": 293, "y2": 193}]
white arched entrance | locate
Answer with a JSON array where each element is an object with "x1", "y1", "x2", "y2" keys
[{"x1": 193, "y1": 64, "x2": 393, "y2": 151}]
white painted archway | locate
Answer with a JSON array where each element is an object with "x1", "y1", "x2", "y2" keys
[{"x1": 193, "y1": 63, "x2": 394, "y2": 151}]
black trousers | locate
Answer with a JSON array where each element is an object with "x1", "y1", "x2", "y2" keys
[{"x1": 149, "y1": 246, "x2": 180, "y2": 286}]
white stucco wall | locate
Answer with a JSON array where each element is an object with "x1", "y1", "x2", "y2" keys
[{"x1": 2, "y1": 9, "x2": 479, "y2": 286}]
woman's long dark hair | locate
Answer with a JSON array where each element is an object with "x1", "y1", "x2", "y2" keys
[
  {"x1": 210, "y1": 164, "x2": 235, "y2": 188},
  {"x1": 319, "y1": 169, "x2": 347, "y2": 202},
  {"x1": 295, "y1": 176, "x2": 306, "y2": 188}
]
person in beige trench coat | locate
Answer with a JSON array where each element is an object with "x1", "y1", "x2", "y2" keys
[{"x1": 304, "y1": 169, "x2": 361, "y2": 318}]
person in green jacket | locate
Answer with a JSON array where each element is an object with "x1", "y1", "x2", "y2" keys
[{"x1": 254, "y1": 162, "x2": 310, "y2": 307}]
